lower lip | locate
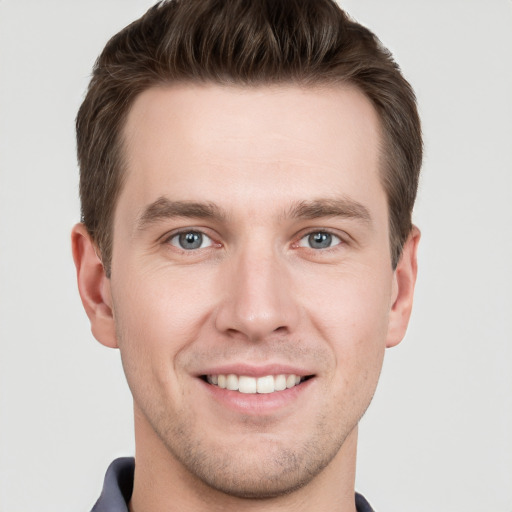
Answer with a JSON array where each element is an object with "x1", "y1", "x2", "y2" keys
[{"x1": 199, "y1": 377, "x2": 314, "y2": 415}]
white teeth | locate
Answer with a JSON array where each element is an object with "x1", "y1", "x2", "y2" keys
[
  {"x1": 206, "y1": 373, "x2": 305, "y2": 394},
  {"x1": 286, "y1": 374, "x2": 296, "y2": 388},
  {"x1": 274, "y1": 374, "x2": 287, "y2": 391},
  {"x1": 226, "y1": 374, "x2": 238, "y2": 391},
  {"x1": 239, "y1": 376, "x2": 257, "y2": 394},
  {"x1": 256, "y1": 375, "x2": 274, "y2": 394}
]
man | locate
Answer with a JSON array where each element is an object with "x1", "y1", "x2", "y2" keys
[{"x1": 72, "y1": 0, "x2": 421, "y2": 510}]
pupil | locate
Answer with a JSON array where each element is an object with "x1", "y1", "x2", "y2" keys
[
  {"x1": 179, "y1": 232, "x2": 202, "y2": 249},
  {"x1": 309, "y1": 232, "x2": 331, "y2": 249}
]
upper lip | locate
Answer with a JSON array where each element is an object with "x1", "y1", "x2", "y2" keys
[{"x1": 196, "y1": 363, "x2": 314, "y2": 378}]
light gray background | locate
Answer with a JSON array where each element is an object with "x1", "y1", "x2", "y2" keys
[{"x1": 1, "y1": 1, "x2": 511, "y2": 511}]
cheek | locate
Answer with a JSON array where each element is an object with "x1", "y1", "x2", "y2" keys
[
  {"x1": 302, "y1": 266, "x2": 392, "y2": 371},
  {"x1": 110, "y1": 272, "x2": 208, "y2": 419},
  {"x1": 111, "y1": 265, "x2": 218, "y2": 367}
]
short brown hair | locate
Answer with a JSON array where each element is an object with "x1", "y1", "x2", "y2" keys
[{"x1": 76, "y1": 0, "x2": 422, "y2": 275}]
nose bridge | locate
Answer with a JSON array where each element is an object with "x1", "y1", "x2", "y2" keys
[{"x1": 215, "y1": 238, "x2": 299, "y2": 341}]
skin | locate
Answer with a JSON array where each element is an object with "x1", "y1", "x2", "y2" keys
[{"x1": 72, "y1": 84, "x2": 419, "y2": 512}]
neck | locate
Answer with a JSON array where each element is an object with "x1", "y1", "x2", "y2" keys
[{"x1": 129, "y1": 406, "x2": 358, "y2": 512}]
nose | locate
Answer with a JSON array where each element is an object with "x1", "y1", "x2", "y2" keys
[{"x1": 214, "y1": 245, "x2": 301, "y2": 342}]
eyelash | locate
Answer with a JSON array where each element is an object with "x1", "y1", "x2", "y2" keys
[
  {"x1": 164, "y1": 229, "x2": 218, "y2": 252},
  {"x1": 163, "y1": 228, "x2": 346, "y2": 253},
  {"x1": 294, "y1": 229, "x2": 345, "y2": 252}
]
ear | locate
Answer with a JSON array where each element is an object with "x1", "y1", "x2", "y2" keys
[
  {"x1": 71, "y1": 223, "x2": 118, "y2": 348},
  {"x1": 386, "y1": 226, "x2": 420, "y2": 348}
]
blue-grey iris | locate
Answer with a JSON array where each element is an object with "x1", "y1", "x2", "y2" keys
[
  {"x1": 179, "y1": 231, "x2": 203, "y2": 250},
  {"x1": 309, "y1": 232, "x2": 332, "y2": 249}
]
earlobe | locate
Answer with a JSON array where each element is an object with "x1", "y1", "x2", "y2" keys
[
  {"x1": 386, "y1": 226, "x2": 420, "y2": 348},
  {"x1": 71, "y1": 223, "x2": 118, "y2": 348}
]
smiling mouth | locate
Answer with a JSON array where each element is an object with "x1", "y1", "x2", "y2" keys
[{"x1": 202, "y1": 374, "x2": 313, "y2": 394}]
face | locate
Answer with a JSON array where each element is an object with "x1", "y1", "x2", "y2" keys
[{"x1": 79, "y1": 84, "x2": 416, "y2": 498}]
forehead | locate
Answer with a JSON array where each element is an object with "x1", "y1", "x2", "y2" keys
[{"x1": 119, "y1": 83, "x2": 385, "y2": 221}]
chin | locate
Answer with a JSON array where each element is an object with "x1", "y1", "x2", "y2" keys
[{"x1": 161, "y1": 425, "x2": 347, "y2": 499}]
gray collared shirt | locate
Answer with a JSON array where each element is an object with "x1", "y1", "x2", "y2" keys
[{"x1": 91, "y1": 458, "x2": 375, "y2": 512}]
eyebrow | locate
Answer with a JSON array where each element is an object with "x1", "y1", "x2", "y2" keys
[
  {"x1": 136, "y1": 196, "x2": 226, "y2": 231},
  {"x1": 285, "y1": 198, "x2": 372, "y2": 225},
  {"x1": 135, "y1": 195, "x2": 372, "y2": 232}
]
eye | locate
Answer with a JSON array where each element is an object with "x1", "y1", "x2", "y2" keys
[
  {"x1": 298, "y1": 231, "x2": 342, "y2": 250},
  {"x1": 168, "y1": 231, "x2": 213, "y2": 250}
]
